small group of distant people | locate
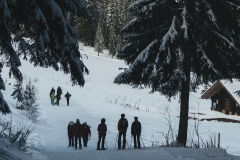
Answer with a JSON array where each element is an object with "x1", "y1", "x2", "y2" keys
[
  {"x1": 50, "y1": 86, "x2": 71, "y2": 106},
  {"x1": 68, "y1": 119, "x2": 91, "y2": 149},
  {"x1": 67, "y1": 113, "x2": 141, "y2": 150}
]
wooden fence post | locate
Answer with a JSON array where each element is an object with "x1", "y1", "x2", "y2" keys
[{"x1": 218, "y1": 133, "x2": 220, "y2": 148}]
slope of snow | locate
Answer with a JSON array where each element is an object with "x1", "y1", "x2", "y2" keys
[{"x1": 0, "y1": 43, "x2": 240, "y2": 159}]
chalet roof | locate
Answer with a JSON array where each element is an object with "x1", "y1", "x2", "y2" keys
[{"x1": 201, "y1": 80, "x2": 240, "y2": 105}]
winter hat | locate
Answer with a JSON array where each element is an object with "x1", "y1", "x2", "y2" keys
[
  {"x1": 76, "y1": 119, "x2": 80, "y2": 123},
  {"x1": 134, "y1": 116, "x2": 138, "y2": 120},
  {"x1": 101, "y1": 118, "x2": 105, "y2": 123},
  {"x1": 121, "y1": 113, "x2": 125, "y2": 118},
  {"x1": 69, "y1": 121, "x2": 74, "y2": 125}
]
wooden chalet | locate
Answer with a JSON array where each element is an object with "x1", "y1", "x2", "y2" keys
[{"x1": 201, "y1": 80, "x2": 240, "y2": 115}]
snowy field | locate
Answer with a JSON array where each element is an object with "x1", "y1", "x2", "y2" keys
[{"x1": 0, "y1": 43, "x2": 240, "y2": 159}]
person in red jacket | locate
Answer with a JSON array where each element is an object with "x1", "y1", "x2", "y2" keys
[
  {"x1": 117, "y1": 113, "x2": 128, "y2": 149},
  {"x1": 82, "y1": 122, "x2": 91, "y2": 147},
  {"x1": 97, "y1": 118, "x2": 107, "y2": 150},
  {"x1": 73, "y1": 119, "x2": 83, "y2": 149}
]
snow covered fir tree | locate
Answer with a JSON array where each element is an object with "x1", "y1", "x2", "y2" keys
[
  {"x1": 11, "y1": 80, "x2": 24, "y2": 109},
  {"x1": 114, "y1": 0, "x2": 240, "y2": 146},
  {"x1": 0, "y1": 62, "x2": 10, "y2": 114},
  {"x1": 0, "y1": 0, "x2": 90, "y2": 114}
]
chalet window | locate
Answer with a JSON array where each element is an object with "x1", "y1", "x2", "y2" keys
[
  {"x1": 216, "y1": 99, "x2": 218, "y2": 104},
  {"x1": 236, "y1": 103, "x2": 239, "y2": 107}
]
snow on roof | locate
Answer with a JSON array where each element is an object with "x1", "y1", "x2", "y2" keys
[
  {"x1": 201, "y1": 79, "x2": 240, "y2": 105},
  {"x1": 220, "y1": 79, "x2": 240, "y2": 104}
]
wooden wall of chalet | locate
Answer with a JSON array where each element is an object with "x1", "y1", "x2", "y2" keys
[{"x1": 211, "y1": 88, "x2": 240, "y2": 115}]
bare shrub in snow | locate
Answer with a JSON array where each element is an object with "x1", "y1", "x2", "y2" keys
[
  {"x1": 0, "y1": 117, "x2": 35, "y2": 151},
  {"x1": 159, "y1": 105, "x2": 178, "y2": 147}
]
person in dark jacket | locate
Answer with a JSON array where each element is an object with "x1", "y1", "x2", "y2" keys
[
  {"x1": 65, "y1": 92, "x2": 71, "y2": 106},
  {"x1": 50, "y1": 87, "x2": 55, "y2": 104},
  {"x1": 82, "y1": 122, "x2": 91, "y2": 147},
  {"x1": 117, "y1": 113, "x2": 128, "y2": 149},
  {"x1": 73, "y1": 119, "x2": 83, "y2": 149},
  {"x1": 55, "y1": 86, "x2": 62, "y2": 105},
  {"x1": 67, "y1": 121, "x2": 75, "y2": 147},
  {"x1": 131, "y1": 116, "x2": 141, "y2": 149},
  {"x1": 97, "y1": 118, "x2": 107, "y2": 150}
]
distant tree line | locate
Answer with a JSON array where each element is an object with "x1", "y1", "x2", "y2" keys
[{"x1": 71, "y1": 0, "x2": 135, "y2": 57}]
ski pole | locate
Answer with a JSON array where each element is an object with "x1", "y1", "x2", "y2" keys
[
  {"x1": 140, "y1": 136, "x2": 145, "y2": 148},
  {"x1": 114, "y1": 133, "x2": 118, "y2": 150},
  {"x1": 130, "y1": 136, "x2": 133, "y2": 149},
  {"x1": 126, "y1": 138, "x2": 129, "y2": 149},
  {"x1": 105, "y1": 137, "x2": 108, "y2": 149}
]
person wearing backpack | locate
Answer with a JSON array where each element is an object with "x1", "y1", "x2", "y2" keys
[
  {"x1": 97, "y1": 118, "x2": 107, "y2": 150},
  {"x1": 55, "y1": 86, "x2": 62, "y2": 105},
  {"x1": 117, "y1": 113, "x2": 128, "y2": 149},
  {"x1": 64, "y1": 92, "x2": 71, "y2": 106},
  {"x1": 131, "y1": 116, "x2": 141, "y2": 149},
  {"x1": 67, "y1": 121, "x2": 75, "y2": 147},
  {"x1": 82, "y1": 122, "x2": 91, "y2": 147},
  {"x1": 73, "y1": 119, "x2": 83, "y2": 149}
]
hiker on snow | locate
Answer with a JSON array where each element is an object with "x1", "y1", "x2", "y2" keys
[
  {"x1": 55, "y1": 86, "x2": 62, "y2": 105},
  {"x1": 117, "y1": 113, "x2": 128, "y2": 149},
  {"x1": 97, "y1": 118, "x2": 107, "y2": 150},
  {"x1": 50, "y1": 87, "x2": 55, "y2": 104},
  {"x1": 73, "y1": 119, "x2": 83, "y2": 149},
  {"x1": 65, "y1": 92, "x2": 71, "y2": 106},
  {"x1": 50, "y1": 92, "x2": 55, "y2": 106},
  {"x1": 68, "y1": 121, "x2": 75, "y2": 147},
  {"x1": 131, "y1": 116, "x2": 141, "y2": 149},
  {"x1": 82, "y1": 122, "x2": 91, "y2": 147}
]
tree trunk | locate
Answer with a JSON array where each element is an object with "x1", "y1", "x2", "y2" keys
[
  {"x1": 177, "y1": 70, "x2": 190, "y2": 146},
  {"x1": 177, "y1": 0, "x2": 195, "y2": 146}
]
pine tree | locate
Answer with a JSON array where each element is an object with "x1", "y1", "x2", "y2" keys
[
  {"x1": 22, "y1": 79, "x2": 36, "y2": 111},
  {"x1": 22, "y1": 78, "x2": 39, "y2": 122},
  {"x1": 114, "y1": 0, "x2": 240, "y2": 146},
  {"x1": 11, "y1": 80, "x2": 24, "y2": 109},
  {"x1": 0, "y1": 63, "x2": 10, "y2": 114},
  {"x1": 100, "y1": 0, "x2": 111, "y2": 49},
  {"x1": 94, "y1": 20, "x2": 105, "y2": 56},
  {"x1": 0, "y1": 0, "x2": 89, "y2": 86},
  {"x1": 0, "y1": 0, "x2": 90, "y2": 114},
  {"x1": 76, "y1": 0, "x2": 101, "y2": 46}
]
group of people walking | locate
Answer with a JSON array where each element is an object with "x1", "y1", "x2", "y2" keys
[
  {"x1": 50, "y1": 86, "x2": 71, "y2": 106},
  {"x1": 67, "y1": 113, "x2": 142, "y2": 150}
]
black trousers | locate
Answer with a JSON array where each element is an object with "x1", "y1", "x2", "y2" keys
[
  {"x1": 97, "y1": 136, "x2": 105, "y2": 149},
  {"x1": 74, "y1": 135, "x2": 82, "y2": 148},
  {"x1": 118, "y1": 132, "x2": 126, "y2": 148},
  {"x1": 133, "y1": 134, "x2": 140, "y2": 148},
  {"x1": 68, "y1": 134, "x2": 74, "y2": 146},
  {"x1": 66, "y1": 98, "x2": 69, "y2": 106},
  {"x1": 82, "y1": 136, "x2": 88, "y2": 147},
  {"x1": 55, "y1": 98, "x2": 60, "y2": 105}
]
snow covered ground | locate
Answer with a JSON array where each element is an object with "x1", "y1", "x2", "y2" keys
[{"x1": 1, "y1": 43, "x2": 240, "y2": 159}]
